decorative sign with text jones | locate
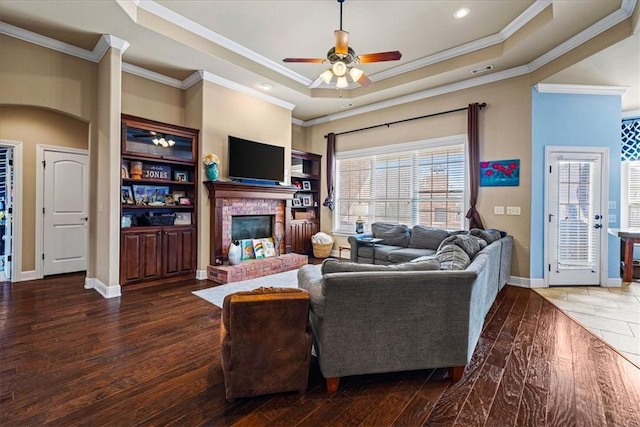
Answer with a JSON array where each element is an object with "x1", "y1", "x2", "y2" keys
[{"x1": 142, "y1": 164, "x2": 171, "y2": 181}]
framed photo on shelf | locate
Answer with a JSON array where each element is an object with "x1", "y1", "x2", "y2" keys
[
  {"x1": 174, "y1": 212, "x2": 192, "y2": 225},
  {"x1": 174, "y1": 170, "x2": 189, "y2": 182},
  {"x1": 164, "y1": 194, "x2": 176, "y2": 205},
  {"x1": 131, "y1": 185, "x2": 170, "y2": 205},
  {"x1": 178, "y1": 196, "x2": 192, "y2": 206},
  {"x1": 302, "y1": 195, "x2": 312, "y2": 206},
  {"x1": 302, "y1": 181, "x2": 311, "y2": 191},
  {"x1": 292, "y1": 198, "x2": 302, "y2": 207},
  {"x1": 121, "y1": 186, "x2": 134, "y2": 204},
  {"x1": 121, "y1": 161, "x2": 130, "y2": 179},
  {"x1": 172, "y1": 190, "x2": 186, "y2": 199}
]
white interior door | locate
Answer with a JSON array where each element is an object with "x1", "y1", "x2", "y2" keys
[
  {"x1": 43, "y1": 150, "x2": 89, "y2": 275},
  {"x1": 546, "y1": 151, "x2": 605, "y2": 286}
]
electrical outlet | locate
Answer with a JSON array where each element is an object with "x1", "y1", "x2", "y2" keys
[
  {"x1": 494, "y1": 206, "x2": 504, "y2": 215},
  {"x1": 506, "y1": 206, "x2": 521, "y2": 215},
  {"x1": 609, "y1": 214, "x2": 616, "y2": 223},
  {"x1": 608, "y1": 201, "x2": 616, "y2": 209}
]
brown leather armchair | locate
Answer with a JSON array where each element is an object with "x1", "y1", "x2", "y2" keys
[{"x1": 220, "y1": 287, "x2": 313, "y2": 401}]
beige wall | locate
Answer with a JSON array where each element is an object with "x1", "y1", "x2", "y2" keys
[
  {"x1": 195, "y1": 81, "x2": 293, "y2": 270},
  {"x1": 122, "y1": 74, "x2": 186, "y2": 126},
  {"x1": 0, "y1": 106, "x2": 89, "y2": 271},
  {"x1": 305, "y1": 75, "x2": 533, "y2": 277}
]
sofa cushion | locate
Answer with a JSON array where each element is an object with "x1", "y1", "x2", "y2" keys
[
  {"x1": 436, "y1": 244, "x2": 471, "y2": 270},
  {"x1": 409, "y1": 225, "x2": 451, "y2": 250},
  {"x1": 469, "y1": 228, "x2": 502, "y2": 245},
  {"x1": 388, "y1": 247, "x2": 437, "y2": 263},
  {"x1": 321, "y1": 258, "x2": 440, "y2": 274},
  {"x1": 371, "y1": 222, "x2": 411, "y2": 247},
  {"x1": 357, "y1": 244, "x2": 404, "y2": 263},
  {"x1": 437, "y1": 234, "x2": 481, "y2": 259}
]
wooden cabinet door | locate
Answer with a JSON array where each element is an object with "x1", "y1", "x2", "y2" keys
[
  {"x1": 163, "y1": 226, "x2": 196, "y2": 277},
  {"x1": 120, "y1": 228, "x2": 162, "y2": 285},
  {"x1": 290, "y1": 220, "x2": 319, "y2": 254}
]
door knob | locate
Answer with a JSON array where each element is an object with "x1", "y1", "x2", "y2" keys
[
  {"x1": 80, "y1": 217, "x2": 88, "y2": 221},
  {"x1": 594, "y1": 224, "x2": 602, "y2": 229},
  {"x1": 594, "y1": 214, "x2": 601, "y2": 220}
]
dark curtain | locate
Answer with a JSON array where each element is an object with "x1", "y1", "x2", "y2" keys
[
  {"x1": 323, "y1": 132, "x2": 336, "y2": 210},
  {"x1": 465, "y1": 103, "x2": 485, "y2": 230}
]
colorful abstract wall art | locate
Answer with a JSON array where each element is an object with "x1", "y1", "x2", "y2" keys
[{"x1": 480, "y1": 159, "x2": 520, "y2": 187}]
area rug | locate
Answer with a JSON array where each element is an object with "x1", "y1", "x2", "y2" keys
[{"x1": 192, "y1": 268, "x2": 304, "y2": 308}]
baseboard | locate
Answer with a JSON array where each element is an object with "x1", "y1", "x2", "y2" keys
[
  {"x1": 508, "y1": 276, "x2": 546, "y2": 288},
  {"x1": 14, "y1": 270, "x2": 38, "y2": 282},
  {"x1": 604, "y1": 278, "x2": 623, "y2": 288},
  {"x1": 85, "y1": 277, "x2": 121, "y2": 298},
  {"x1": 195, "y1": 269, "x2": 208, "y2": 280}
]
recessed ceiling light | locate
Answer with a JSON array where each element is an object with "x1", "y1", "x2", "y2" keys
[
  {"x1": 259, "y1": 82, "x2": 273, "y2": 91},
  {"x1": 453, "y1": 8, "x2": 471, "y2": 19}
]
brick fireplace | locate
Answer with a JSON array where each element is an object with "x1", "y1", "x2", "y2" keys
[{"x1": 204, "y1": 181, "x2": 307, "y2": 283}]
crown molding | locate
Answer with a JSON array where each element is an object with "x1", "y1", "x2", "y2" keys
[
  {"x1": 196, "y1": 71, "x2": 296, "y2": 111},
  {"x1": 366, "y1": 1, "x2": 551, "y2": 83},
  {"x1": 134, "y1": 0, "x2": 312, "y2": 87},
  {"x1": 0, "y1": 21, "x2": 129, "y2": 63},
  {"x1": 302, "y1": 66, "x2": 530, "y2": 127},
  {"x1": 534, "y1": 83, "x2": 629, "y2": 96},
  {"x1": 122, "y1": 62, "x2": 183, "y2": 88},
  {"x1": 528, "y1": 7, "x2": 634, "y2": 71},
  {"x1": 291, "y1": 118, "x2": 305, "y2": 127},
  {"x1": 621, "y1": 0, "x2": 637, "y2": 14},
  {"x1": 622, "y1": 109, "x2": 640, "y2": 119}
]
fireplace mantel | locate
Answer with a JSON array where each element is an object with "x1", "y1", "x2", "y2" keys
[
  {"x1": 204, "y1": 181, "x2": 298, "y2": 266},
  {"x1": 204, "y1": 181, "x2": 298, "y2": 200}
]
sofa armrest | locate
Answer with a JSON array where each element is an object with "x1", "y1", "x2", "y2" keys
[
  {"x1": 297, "y1": 265, "x2": 325, "y2": 318},
  {"x1": 347, "y1": 233, "x2": 374, "y2": 262}
]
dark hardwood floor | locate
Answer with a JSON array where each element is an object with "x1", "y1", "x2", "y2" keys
[{"x1": 1, "y1": 271, "x2": 639, "y2": 426}]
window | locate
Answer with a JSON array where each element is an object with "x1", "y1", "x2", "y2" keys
[
  {"x1": 334, "y1": 135, "x2": 467, "y2": 233},
  {"x1": 621, "y1": 118, "x2": 640, "y2": 228}
]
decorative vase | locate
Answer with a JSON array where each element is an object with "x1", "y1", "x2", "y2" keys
[
  {"x1": 205, "y1": 163, "x2": 219, "y2": 181},
  {"x1": 228, "y1": 241, "x2": 241, "y2": 265},
  {"x1": 130, "y1": 161, "x2": 143, "y2": 180}
]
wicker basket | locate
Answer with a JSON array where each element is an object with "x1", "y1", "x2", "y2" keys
[{"x1": 312, "y1": 242, "x2": 333, "y2": 258}]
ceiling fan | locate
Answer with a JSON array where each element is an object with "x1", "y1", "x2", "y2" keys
[{"x1": 283, "y1": 0, "x2": 402, "y2": 89}]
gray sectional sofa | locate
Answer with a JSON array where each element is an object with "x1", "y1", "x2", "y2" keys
[{"x1": 297, "y1": 223, "x2": 513, "y2": 392}]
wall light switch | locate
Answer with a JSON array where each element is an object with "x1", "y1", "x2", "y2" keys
[
  {"x1": 609, "y1": 214, "x2": 616, "y2": 223},
  {"x1": 506, "y1": 206, "x2": 521, "y2": 215},
  {"x1": 494, "y1": 206, "x2": 505, "y2": 215},
  {"x1": 608, "y1": 201, "x2": 616, "y2": 210}
]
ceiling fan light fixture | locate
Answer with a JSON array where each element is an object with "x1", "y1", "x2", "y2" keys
[
  {"x1": 320, "y1": 69, "x2": 334, "y2": 84},
  {"x1": 336, "y1": 76, "x2": 348, "y2": 89},
  {"x1": 332, "y1": 61, "x2": 347, "y2": 77},
  {"x1": 349, "y1": 67, "x2": 363, "y2": 82}
]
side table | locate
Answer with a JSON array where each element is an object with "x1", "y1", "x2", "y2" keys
[{"x1": 358, "y1": 238, "x2": 383, "y2": 264}]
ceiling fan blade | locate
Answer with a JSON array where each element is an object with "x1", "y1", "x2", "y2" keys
[
  {"x1": 335, "y1": 30, "x2": 349, "y2": 56},
  {"x1": 358, "y1": 51, "x2": 402, "y2": 63},
  {"x1": 283, "y1": 57, "x2": 325, "y2": 63},
  {"x1": 357, "y1": 73, "x2": 373, "y2": 88}
]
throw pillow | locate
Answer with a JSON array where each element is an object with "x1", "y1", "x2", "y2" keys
[
  {"x1": 436, "y1": 244, "x2": 471, "y2": 270},
  {"x1": 371, "y1": 222, "x2": 411, "y2": 247},
  {"x1": 409, "y1": 225, "x2": 450, "y2": 249},
  {"x1": 321, "y1": 258, "x2": 440, "y2": 274},
  {"x1": 469, "y1": 228, "x2": 502, "y2": 244},
  {"x1": 437, "y1": 234, "x2": 481, "y2": 259}
]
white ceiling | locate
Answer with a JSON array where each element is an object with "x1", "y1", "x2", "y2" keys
[{"x1": 0, "y1": 0, "x2": 638, "y2": 123}]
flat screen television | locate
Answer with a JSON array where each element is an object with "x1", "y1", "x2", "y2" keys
[{"x1": 228, "y1": 136, "x2": 285, "y2": 183}]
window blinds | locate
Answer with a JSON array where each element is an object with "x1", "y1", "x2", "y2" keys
[{"x1": 334, "y1": 137, "x2": 466, "y2": 233}]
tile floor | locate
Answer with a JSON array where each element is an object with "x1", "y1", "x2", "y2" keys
[{"x1": 535, "y1": 281, "x2": 640, "y2": 367}]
